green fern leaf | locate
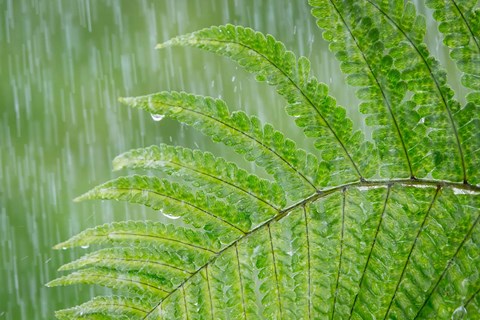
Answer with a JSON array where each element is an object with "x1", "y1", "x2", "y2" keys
[
  {"x1": 119, "y1": 92, "x2": 321, "y2": 201},
  {"x1": 58, "y1": 247, "x2": 190, "y2": 287},
  {"x1": 157, "y1": 24, "x2": 375, "y2": 185},
  {"x1": 47, "y1": 267, "x2": 169, "y2": 301},
  {"x1": 310, "y1": 0, "x2": 470, "y2": 183},
  {"x1": 49, "y1": 1, "x2": 480, "y2": 319},
  {"x1": 54, "y1": 296, "x2": 153, "y2": 320},
  {"x1": 75, "y1": 175, "x2": 249, "y2": 234},
  {"x1": 113, "y1": 144, "x2": 284, "y2": 223}
]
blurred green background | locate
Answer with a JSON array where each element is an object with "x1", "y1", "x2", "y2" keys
[{"x1": 0, "y1": 0, "x2": 452, "y2": 319}]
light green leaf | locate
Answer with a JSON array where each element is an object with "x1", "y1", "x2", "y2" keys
[{"x1": 120, "y1": 92, "x2": 320, "y2": 201}]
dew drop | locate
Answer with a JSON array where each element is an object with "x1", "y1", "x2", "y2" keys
[
  {"x1": 163, "y1": 213, "x2": 181, "y2": 220},
  {"x1": 151, "y1": 113, "x2": 164, "y2": 121},
  {"x1": 61, "y1": 247, "x2": 67, "y2": 250},
  {"x1": 451, "y1": 306, "x2": 467, "y2": 319},
  {"x1": 80, "y1": 245, "x2": 90, "y2": 249}
]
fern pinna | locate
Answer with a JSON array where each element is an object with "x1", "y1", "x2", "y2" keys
[{"x1": 48, "y1": 1, "x2": 480, "y2": 319}]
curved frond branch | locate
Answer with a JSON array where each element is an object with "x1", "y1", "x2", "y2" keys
[
  {"x1": 53, "y1": 220, "x2": 224, "y2": 254},
  {"x1": 157, "y1": 25, "x2": 368, "y2": 183},
  {"x1": 365, "y1": 0, "x2": 467, "y2": 182},
  {"x1": 310, "y1": 0, "x2": 413, "y2": 178},
  {"x1": 60, "y1": 253, "x2": 193, "y2": 275},
  {"x1": 120, "y1": 92, "x2": 320, "y2": 200},
  {"x1": 47, "y1": 268, "x2": 170, "y2": 298},
  {"x1": 75, "y1": 175, "x2": 248, "y2": 234},
  {"x1": 54, "y1": 296, "x2": 152, "y2": 320},
  {"x1": 310, "y1": 0, "x2": 466, "y2": 182},
  {"x1": 113, "y1": 144, "x2": 284, "y2": 214},
  {"x1": 333, "y1": 0, "x2": 414, "y2": 178}
]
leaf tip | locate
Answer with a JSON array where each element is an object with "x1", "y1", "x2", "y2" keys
[
  {"x1": 45, "y1": 279, "x2": 60, "y2": 287},
  {"x1": 118, "y1": 96, "x2": 135, "y2": 105}
]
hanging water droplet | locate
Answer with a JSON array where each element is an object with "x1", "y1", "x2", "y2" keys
[
  {"x1": 80, "y1": 245, "x2": 90, "y2": 249},
  {"x1": 61, "y1": 247, "x2": 67, "y2": 250},
  {"x1": 452, "y1": 306, "x2": 467, "y2": 319},
  {"x1": 150, "y1": 113, "x2": 164, "y2": 121},
  {"x1": 163, "y1": 213, "x2": 181, "y2": 220}
]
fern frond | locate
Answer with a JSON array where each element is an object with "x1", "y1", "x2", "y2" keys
[
  {"x1": 157, "y1": 24, "x2": 374, "y2": 184},
  {"x1": 58, "y1": 247, "x2": 191, "y2": 287},
  {"x1": 75, "y1": 175, "x2": 249, "y2": 234},
  {"x1": 120, "y1": 92, "x2": 320, "y2": 200},
  {"x1": 309, "y1": 0, "x2": 466, "y2": 182},
  {"x1": 50, "y1": 2, "x2": 480, "y2": 319},
  {"x1": 54, "y1": 220, "x2": 222, "y2": 252},
  {"x1": 47, "y1": 267, "x2": 169, "y2": 300},
  {"x1": 113, "y1": 144, "x2": 283, "y2": 225},
  {"x1": 54, "y1": 296, "x2": 152, "y2": 320}
]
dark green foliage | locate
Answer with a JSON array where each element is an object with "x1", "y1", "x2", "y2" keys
[{"x1": 48, "y1": 1, "x2": 480, "y2": 319}]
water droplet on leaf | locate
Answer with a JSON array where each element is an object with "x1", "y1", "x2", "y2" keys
[
  {"x1": 452, "y1": 306, "x2": 467, "y2": 319},
  {"x1": 163, "y1": 213, "x2": 181, "y2": 220},
  {"x1": 151, "y1": 113, "x2": 164, "y2": 121}
]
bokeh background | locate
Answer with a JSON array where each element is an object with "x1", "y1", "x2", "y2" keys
[{"x1": 0, "y1": 0, "x2": 454, "y2": 319}]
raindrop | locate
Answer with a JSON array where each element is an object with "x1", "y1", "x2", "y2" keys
[
  {"x1": 451, "y1": 306, "x2": 467, "y2": 319},
  {"x1": 61, "y1": 247, "x2": 67, "y2": 250},
  {"x1": 163, "y1": 213, "x2": 181, "y2": 220},
  {"x1": 150, "y1": 113, "x2": 164, "y2": 122},
  {"x1": 80, "y1": 245, "x2": 90, "y2": 249}
]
